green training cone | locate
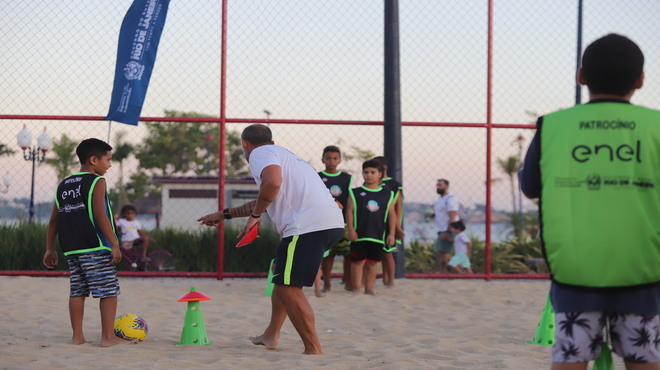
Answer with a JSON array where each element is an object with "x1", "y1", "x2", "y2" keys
[
  {"x1": 177, "y1": 287, "x2": 212, "y2": 346},
  {"x1": 264, "y1": 259, "x2": 275, "y2": 297},
  {"x1": 526, "y1": 294, "x2": 555, "y2": 346},
  {"x1": 593, "y1": 342, "x2": 614, "y2": 370}
]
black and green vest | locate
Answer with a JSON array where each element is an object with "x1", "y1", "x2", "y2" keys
[
  {"x1": 540, "y1": 102, "x2": 660, "y2": 287},
  {"x1": 55, "y1": 172, "x2": 117, "y2": 255},
  {"x1": 349, "y1": 186, "x2": 394, "y2": 244},
  {"x1": 318, "y1": 170, "x2": 353, "y2": 211}
]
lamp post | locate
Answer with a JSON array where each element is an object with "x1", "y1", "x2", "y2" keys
[
  {"x1": 0, "y1": 173, "x2": 11, "y2": 193},
  {"x1": 17, "y1": 126, "x2": 52, "y2": 223}
]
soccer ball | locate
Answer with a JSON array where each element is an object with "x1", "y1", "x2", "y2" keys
[{"x1": 114, "y1": 313, "x2": 148, "y2": 343}]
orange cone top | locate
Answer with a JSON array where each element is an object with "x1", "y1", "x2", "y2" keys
[{"x1": 177, "y1": 287, "x2": 211, "y2": 302}]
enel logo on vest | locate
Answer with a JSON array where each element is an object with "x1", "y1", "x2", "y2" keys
[{"x1": 571, "y1": 140, "x2": 642, "y2": 163}]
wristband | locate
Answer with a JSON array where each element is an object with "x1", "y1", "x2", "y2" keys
[
  {"x1": 250, "y1": 213, "x2": 261, "y2": 219},
  {"x1": 223, "y1": 208, "x2": 232, "y2": 220}
]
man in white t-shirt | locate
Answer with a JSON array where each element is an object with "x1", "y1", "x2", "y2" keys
[
  {"x1": 433, "y1": 179, "x2": 460, "y2": 273},
  {"x1": 197, "y1": 124, "x2": 344, "y2": 355}
]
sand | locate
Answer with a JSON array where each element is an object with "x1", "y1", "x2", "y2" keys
[{"x1": 0, "y1": 276, "x2": 560, "y2": 369}]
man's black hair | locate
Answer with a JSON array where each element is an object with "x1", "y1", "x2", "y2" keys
[
  {"x1": 362, "y1": 159, "x2": 383, "y2": 172},
  {"x1": 437, "y1": 178, "x2": 450, "y2": 186},
  {"x1": 450, "y1": 220, "x2": 466, "y2": 231},
  {"x1": 581, "y1": 33, "x2": 644, "y2": 96},
  {"x1": 76, "y1": 138, "x2": 112, "y2": 164},
  {"x1": 372, "y1": 156, "x2": 388, "y2": 167},
  {"x1": 241, "y1": 124, "x2": 273, "y2": 145},
  {"x1": 323, "y1": 145, "x2": 341, "y2": 157},
  {"x1": 120, "y1": 204, "x2": 137, "y2": 218}
]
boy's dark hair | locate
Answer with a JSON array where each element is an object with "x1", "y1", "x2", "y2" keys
[
  {"x1": 372, "y1": 156, "x2": 388, "y2": 168},
  {"x1": 120, "y1": 204, "x2": 137, "y2": 218},
  {"x1": 76, "y1": 138, "x2": 112, "y2": 164},
  {"x1": 362, "y1": 159, "x2": 383, "y2": 172},
  {"x1": 438, "y1": 178, "x2": 450, "y2": 186},
  {"x1": 450, "y1": 220, "x2": 466, "y2": 231},
  {"x1": 581, "y1": 34, "x2": 644, "y2": 96},
  {"x1": 241, "y1": 124, "x2": 273, "y2": 145},
  {"x1": 322, "y1": 145, "x2": 341, "y2": 157}
]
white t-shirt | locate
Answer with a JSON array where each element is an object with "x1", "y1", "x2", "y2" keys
[
  {"x1": 453, "y1": 232, "x2": 471, "y2": 255},
  {"x1": 434, "y1": 194, "x2": 460, "y2": 231},
  {"x1": 248, "y1": 145, "x2": 344, "y2": 237},
  {"x1": 116, "y1": 218, "x2": 142, "y2": 242}
]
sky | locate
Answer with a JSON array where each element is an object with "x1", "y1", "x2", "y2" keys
[{"x1": 1, "y1": 0, "x2": 660, "y2": 217}]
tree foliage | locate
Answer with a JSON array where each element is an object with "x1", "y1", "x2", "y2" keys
[
  {"x1": 0, "y1": 143, "x2": 15, "y2": 157},
  {"x1": 122, "y1": 110, "x2": 247, "y2": 201},
  {"x1": 42, "y1": 134, "x2": 78, "y2": 179}
]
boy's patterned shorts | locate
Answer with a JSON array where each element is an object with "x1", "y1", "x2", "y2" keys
[
  {"x1": 552, "y1": 311, "x2": 660, "y2": 363},
  {"x1": 67, "y1": 252, "x2": 120, "y2": 298}
]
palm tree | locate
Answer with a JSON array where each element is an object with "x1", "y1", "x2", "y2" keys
[
  {"x1": 113, "y1": 131, "x2": 134, "y2": 207},
  {"x1": 496, "y1": 155, "x2": 520, "y2": 214},
  {"x1": 42, "y1": 134, "x2": 78, "y2": 179},
  {"x1": 0, "y1": 143, "x2": 15, "y2": 157}
]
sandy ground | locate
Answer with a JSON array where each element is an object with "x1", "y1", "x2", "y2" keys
[{"x1": 0, "y1": 276, "x2": 567, "y2": 369}]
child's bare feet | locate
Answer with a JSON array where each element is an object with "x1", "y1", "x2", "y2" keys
[
  {"x1": 249, "y1": 334, "x2": 278, "y2": 350},
  {"x1": 101, "y1": 336, "x2": 126, "y2": 347},
  {"x1": 71, "y1": 335, "x2": 86, "y2": 345},
  {"x1": 364, "y1": 289, "x2": 376, "y2": 295}
]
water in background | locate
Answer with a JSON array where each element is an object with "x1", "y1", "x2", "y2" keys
[{"x1": 404, "y1": 221, "x2": 510, "y2": 245}]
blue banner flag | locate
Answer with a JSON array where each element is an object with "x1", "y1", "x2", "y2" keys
[{"x1": 106, "y1": 0, "x2": 170, "y2": 126}]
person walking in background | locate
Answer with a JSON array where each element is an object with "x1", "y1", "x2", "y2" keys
[
  {"x1": 317, "y1": 145, "x2": 354, "y2": 293},
  {"x1": 519, "y1": 34, "x2": 659, "y2": 369},
  {"x1": 447, "y1": 221, "x2": 472, "y2": 274},
  {"x1": 433, "y1": 179, "x2": 459, "y2": 273},
  {"x1": 197, "y1": 124, "x2": 344, "y2": 355},
  {"x1": 43, "y1": 138, "x2": 122, "y2": 347}
]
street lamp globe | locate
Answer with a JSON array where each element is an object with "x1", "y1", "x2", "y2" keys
[
  {"x1": 17, "y1": 125, "x2": 32, "y2": 150},
  {"x1": 37, "y1": 127, "x2": 53, "y2": 152},
  {"x1": 3, "y1": 173, "x2": 11, "y2": 187}
]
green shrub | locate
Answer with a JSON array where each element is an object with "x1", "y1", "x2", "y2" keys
[{"x1": 0, "y1": 223, "x2": 281, "y2": 272}]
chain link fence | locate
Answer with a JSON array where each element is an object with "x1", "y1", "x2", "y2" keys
[{"x1": 1, "y1": 1, "x2": 659, "y2": 277}]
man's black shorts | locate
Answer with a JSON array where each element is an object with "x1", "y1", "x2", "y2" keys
[
  {"x1": 350, "y1": 240, "x2": 385, "y2": 262},
  {"x1": 272, "y1": 228, "x2": 343, "y2": 287}
]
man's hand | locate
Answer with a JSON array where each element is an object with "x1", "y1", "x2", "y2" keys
[
  {"x1": 236, "y1": 216, "x2": 261, "y2": 246},
  {"x1": 43, "y1": 250, "x2": 58, "y2": 270},
  {"x1": 395, "y1": 226, "x2": 405, "y2": 240},
  {"x1": 111, "y1": 246, "x2": 122, "y2": 265},
  {"x1": 197, "y1": 212, "x2": 223, "y2": 227},
  {"x1": 347, "y1": 229, "x2": 358, "y2": 242}
]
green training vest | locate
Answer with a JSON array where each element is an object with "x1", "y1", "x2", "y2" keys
[{"x1": 540, "y1": 102, "x2": 660, "y2": 287}]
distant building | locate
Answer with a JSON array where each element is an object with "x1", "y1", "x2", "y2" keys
[{"x1": 152, "y1": 176, "x2": 258, "y2": 229}]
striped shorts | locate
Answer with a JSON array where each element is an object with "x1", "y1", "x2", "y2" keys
[{"x1": 66, "y1": 252, "x2": 120, "y2": 298}]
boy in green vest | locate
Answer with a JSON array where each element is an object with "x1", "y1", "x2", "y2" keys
[
  {"x1": 43, "y1": 138, "x2": 122, "y2": 347},
  {"x1": 519, "y1": 34, "x2": 659, "y2": 369},
  {"x1": 346, "y1": 159, "x2": 396, "y2": 295}
]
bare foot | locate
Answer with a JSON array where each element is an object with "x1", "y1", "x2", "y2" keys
[
  {"x1": 321, "y1": 286, "x2": 331, "y2": 293},
  {"x1": 315, "y1": 290, "x2": 324, "y2": 298},
  {"x1": 344, "y1": 285, "x2": 353, "y2": 292},
  {"x1": 303, "y1": 348, "x2": 324, "y2": 355},
  {"x1": 101, "y1": 336, "x2": 126, "y2": 347},
  {"x1": 71, "y1": 335, "x2": 86, "y2": 345},
  {"x1": 364, "y1": 290, "x2": 376, "y2": 296},
  {"x1": 249, "y1": 334, "x2": 278, "y2": 350}
]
